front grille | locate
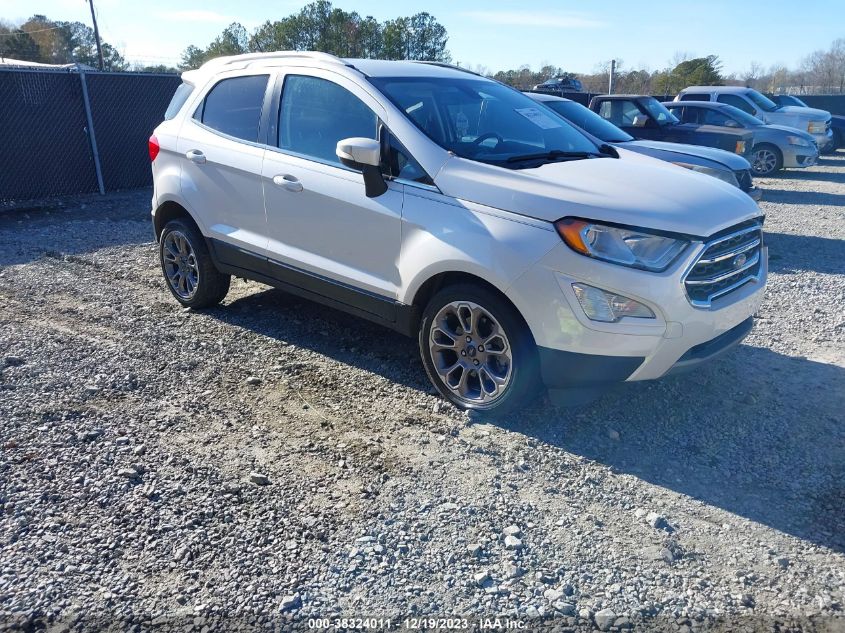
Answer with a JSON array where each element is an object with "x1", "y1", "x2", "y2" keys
[
  {"x1": 734, "y1": 169, "x2": 753, "y2": 192},
  {"x1": 684, "y1": 220, "x2": 763, "y2": 308}
]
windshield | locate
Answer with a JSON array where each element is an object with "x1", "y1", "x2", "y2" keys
[
  {"x1": 746, "y1": 89, "x2": 778, "y2": 112},
  {"x1": 543, "y1": 100, "x2": 634, "y2": 142},
  {"x1": 785, "y1": 95, "x2": 808, "y2": 107},
  {"x1": 717, "y1": 104, "x2": 765, "y2": 127},
  {"x1": 641, "y1": 98, "x2": 680, "y2": 124},
  {"x1": 368, "y1": 76, "x2": 599, "y2": 166}
]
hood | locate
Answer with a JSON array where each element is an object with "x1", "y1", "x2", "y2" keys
[
  {"x1": 435, "y1": 150, "x2": 760, "y2": 237},
  {"x1": 770, "y1": 105, "x2": 830, "y2": 121},
  {"x1": 764, "y1": 123, "x2": 817, "y2": 141},
  {"x1": 624, "y1": 139, "x2": 749, "y2": 169}
]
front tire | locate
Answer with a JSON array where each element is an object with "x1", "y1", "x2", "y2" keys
[
  {"x1": 419, "y1": 284, "x2": 540, "y2": 414},
  {"x1": 751, "y1": 143, "x2": 783, "y2": 176},
  {"x1": 159, "y1": 219, "x2": 230, "y2": 309}
]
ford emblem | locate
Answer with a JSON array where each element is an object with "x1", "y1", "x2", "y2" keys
[{"x1": 733, "y1": 253, "x2": 748, "y2": 268}]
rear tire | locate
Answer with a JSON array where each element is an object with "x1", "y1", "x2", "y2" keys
[
  {"x1": 419, "y1": 283, "x2": 540, "y2": 415},
  {"x1": 751, "y1": 143, "x2": 783, "y2": 176},
  {"x1": 159, "y1": 219, "x2": 230, "y2": 309}
]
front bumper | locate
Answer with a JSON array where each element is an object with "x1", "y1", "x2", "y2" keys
[
  {"x1": 783, "y1": 144, "x2": 819, "y2": 169},
  {"x1": 812, "y1": 129, "x2": 834, "y2": 152},
  {"x1": 507, "y1": 238, "x2": 768, "y2": 389}
]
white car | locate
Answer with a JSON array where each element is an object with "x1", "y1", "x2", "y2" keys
[
  {"x1": 675, "y1": 86, "x2": 833, "y2": 152},
  {"x1": 149, "y1": 52, "x2": 767, "y2": 413}
]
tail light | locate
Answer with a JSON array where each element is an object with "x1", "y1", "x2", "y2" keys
[{"x1": 148, "y1": 134, "x2": 160, "y2": 161}]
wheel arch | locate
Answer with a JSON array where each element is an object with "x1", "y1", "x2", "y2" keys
[
  {"x1": 409, "y1": 270, "x2": 531, "y2": 333},
  {"x1": 153, "y1": 200, "x2": 202, "y2": 242}
]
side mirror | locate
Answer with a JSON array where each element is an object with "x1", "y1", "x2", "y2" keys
[
  {"x1": 632, "y1": 114, "x2": 650, "y2": 128},
  {"x1": 723, "y1": 119, "x2": 740, "y2": 128},
  {"x1": 336, "y1": 137, "x2": 387, "y2": 198}
]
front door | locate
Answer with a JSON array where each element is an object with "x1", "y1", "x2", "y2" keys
[{"x1": 261, "y1": 70, "x2": 403, "y2": 316}]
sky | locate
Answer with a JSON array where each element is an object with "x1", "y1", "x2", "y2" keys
[{"x1": 3, "y1": 0, "x2": 843, "y2": 74}]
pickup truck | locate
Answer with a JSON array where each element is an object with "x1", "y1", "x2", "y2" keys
[
  {"x1": 588, "y1": 95, "x2": 753, "y2": 159},
  {"x1": 675, "y1": 87, "x2": 833, "y2": 152}
]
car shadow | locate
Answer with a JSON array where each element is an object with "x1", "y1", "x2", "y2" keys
[
  {"x1": 211, "y1": 288, "x2": 845, "y2": 554},
  {"x1": 764, "y1": 231, "x2": 845, "y2": 275},
  {"x1": 775, "y1": 168, "x2": 844, "y2": 184},
  {"x1": 761, "y1": 188, "x2": 845, "y2": 207},
  {"x1": 490, "y1": 342, "x2": 845, "y2": 554}
]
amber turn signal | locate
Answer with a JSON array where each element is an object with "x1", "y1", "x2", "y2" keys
[{"x1": 554, "y1": 218, "x2": 591, "y2": 254}]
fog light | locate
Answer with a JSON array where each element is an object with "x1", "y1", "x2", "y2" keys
[{"x1": 572, "y1": 283, "x2": 655, "y2": 323}]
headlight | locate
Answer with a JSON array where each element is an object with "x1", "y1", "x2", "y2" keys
[
  {"x1": 787, "y1": 135, "x2": 812, "y2": 147},
  {"x1": 555, "y1": 218, "x2": 689, "y2": 272},
  {"x1": 673, "y1": 162, "x2": 740, "y2": 188},
  {"x1": 572, "y1": 283, "x2": 655, "y2": 322},
  {"x1": 735, "y1": 140, "x2": 747, "y2": 155},
  {"x1": 807, "y1": 121, "x2": 826, "y2": 134}
]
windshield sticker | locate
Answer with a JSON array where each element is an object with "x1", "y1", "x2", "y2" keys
[
  {"x1": 514, "y1": 107, "x2": 562, "y2": 130},
  {"x1": 455, "y1": 111, "x2": 469, "y2": 137}
]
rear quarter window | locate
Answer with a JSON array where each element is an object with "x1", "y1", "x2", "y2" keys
[
  {"x1": 164, "y1": 82, "x2": 194, "y2": 120},
  {"x1": 194, "y1": 75, "x2": 270, "y2": 142}
]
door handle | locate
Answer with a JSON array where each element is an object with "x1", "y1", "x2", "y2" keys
[
  {"x1": 185, "y1": 149, "x2": 206, "y2": 164},
  {"x1": 272, "y1": 174, "x2": 303, "y2": 192}
]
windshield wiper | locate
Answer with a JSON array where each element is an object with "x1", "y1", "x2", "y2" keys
[{"x1": 505, "y1": 150, "x2": 598, "y2": 163}]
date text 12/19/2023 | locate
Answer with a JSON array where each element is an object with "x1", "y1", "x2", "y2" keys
[{"x1": 307, "y1": 617, "x2": 528, "y2": 630}]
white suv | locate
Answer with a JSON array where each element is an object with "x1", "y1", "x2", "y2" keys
[{"x1": 150, "y1": 52, "x2": 767, "y2": 413}]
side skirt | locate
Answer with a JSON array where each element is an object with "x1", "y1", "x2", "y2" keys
[{"x1": 208, "y1": 238, "x2": 418, "y2": 337}]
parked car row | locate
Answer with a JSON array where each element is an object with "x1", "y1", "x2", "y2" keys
[
  {"x1": 766, "y1": 93, "x2": 843, "y2": 152},
  {"x1": 525, "y1": 92, "x2": 761, "y2": 198},
  {"x1": 151, "y1": 53, "x2": 768, "y2": 414},
  {"x1": 572, "y1": 87, "x2": 835, "y2": 179}
]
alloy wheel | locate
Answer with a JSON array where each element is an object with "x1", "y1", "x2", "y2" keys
[
  {"x1": 162, "y1": 230, "x2": 199, "y2": 300},
  {"x1": 428, "y1": 301, "x2": 513, "y2": 404},
  {"x1": 752, "y1": 149, "x2": 778, "y2": 175}
]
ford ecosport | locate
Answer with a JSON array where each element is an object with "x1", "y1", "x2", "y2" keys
[{"x1": 150, "y1": 52, "x2": 768, "y2": 413}]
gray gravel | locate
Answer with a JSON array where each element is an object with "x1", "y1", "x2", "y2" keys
[{"x1": 1, "y1": 155, "x2": 844, "y2": 631}]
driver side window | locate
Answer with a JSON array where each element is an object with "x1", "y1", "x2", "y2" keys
[
  {"x1": 278, "y1": 75, "x2": 378, "y2": 166},
  {"x1": 598, "y1": 100, "x2": 641, "y2": 126},
  {"x1": 702, "y1": 109, "x2": 733, "y2": 126},
  {"x1": 717, "y1": 94, "x2": 755, "y2": 115}
]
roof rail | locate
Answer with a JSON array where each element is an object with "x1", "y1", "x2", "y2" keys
[
  {"x1": 410, "y1": 60, "x2": 484, "y2": 78},
  {"x1": 198, "y1": 51, "x2": 351, "y2": 72}
]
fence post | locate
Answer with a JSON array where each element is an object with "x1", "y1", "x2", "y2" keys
[{"x1": 79, "y1": 71, "x2": 105, "y2": 195}]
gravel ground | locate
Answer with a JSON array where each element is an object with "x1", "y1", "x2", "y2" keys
[{"x1": 1, "y1": 155, "x2": 844, "y2": 632}]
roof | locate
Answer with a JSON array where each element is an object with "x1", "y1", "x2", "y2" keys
[
  {"x1": 185, "y1": 52, "x2": 482, "y2": 83},
  {"x1": 524, "y1": 91, "x2": 573, "y2": 103},
  {"x1": 346, "y1": 59, "x2": 480, "y2": 79},
  {"x1": 591, "y1": 94, "x2": 653, "y2": 99},
  {"x1": 681, "y1": 86, "x2": 749, "y2": 93},
  {"x1": 663, "y1": 100, "x2": 721, "y2": 107}
]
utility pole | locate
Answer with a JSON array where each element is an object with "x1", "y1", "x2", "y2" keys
[
  {"x1": 608, "y1": 59, "x2": 616, "y2": 94},
  {"x1": 87, "y1": 0, "x2": 105, "y2": 71}
]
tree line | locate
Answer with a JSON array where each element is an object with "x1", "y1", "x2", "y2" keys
[
  {"x1": 0, "y1": 15, "x2": 127, "y2": 70},
  {"x1": 180, "y1": 1, "x2": 450, "y2": 69}
]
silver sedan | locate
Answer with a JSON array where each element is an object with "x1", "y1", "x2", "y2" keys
[{"x1": 665, "y1": 101, "x2": 819, "y2": 176}]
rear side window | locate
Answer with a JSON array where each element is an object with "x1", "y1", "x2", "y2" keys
[
  {"x1": 165, "y1": 82, "x2": 194, "y2": 120},
  {"x1": 717, "y1": 94, "x2": 754, "y2": 114},
  {"x1": 195, "y1": 75, "x2": 269, "y2": 142},
  {"x1": 680, "y1": 93, "x2": 709, "y2": 101},
  {"x1": 278, "y1": 75, "x2": 377, "y2": 166}
]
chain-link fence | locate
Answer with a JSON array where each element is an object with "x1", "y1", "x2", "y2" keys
[{"x1": 0, "y1": 68, "x2": 181, "y2": 208}]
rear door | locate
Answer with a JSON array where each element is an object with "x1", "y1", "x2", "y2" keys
[
  {"x1": 176, "y1": 72, "x2": 273, "y2": 264},
  {"x1": 261, "y1": 69, "x2": 404, "y2": 312}
]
